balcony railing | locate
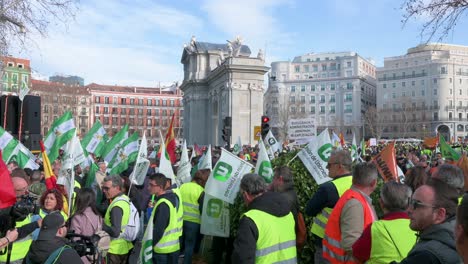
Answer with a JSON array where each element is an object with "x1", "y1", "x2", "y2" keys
[{"x1": 378, "y1": 72, "x2": 427, "y2": 81}]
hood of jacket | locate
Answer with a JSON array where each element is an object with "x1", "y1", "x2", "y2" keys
[
  {"x1": 419, "y1": 216, "x2": 457, "y2": 250},
  {"x1": 248, "y1": 191, "x2": 292, "y2": 217}
]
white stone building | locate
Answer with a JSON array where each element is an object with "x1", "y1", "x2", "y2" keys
[
  {"x1": 376, "y1": 43, "x2": 468, "y2": 141},
  {"x1": 265, "y1": 52, "x2": 376, "y2": 141},
  {"x1": 180, "y1": 37, "x2": 269, "y2": 146}
]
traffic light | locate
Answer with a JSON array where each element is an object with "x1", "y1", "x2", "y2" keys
[
  {"x1": 222, "y1": 116, "x2": 232, "y2": 146},
  {"x1": 261, "y1": 115, "x2": 270, "y2": 139}
]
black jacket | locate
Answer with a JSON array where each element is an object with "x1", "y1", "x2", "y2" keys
[
  {"x1": 23, "y1": 236, "x2": 83, "y2": 264},
  {"x1": 397, "y1": 217, "x2": 462, "y2": 264},
  {"x1": 231, "y1": 191, "x2": 293, "y2": 264}
]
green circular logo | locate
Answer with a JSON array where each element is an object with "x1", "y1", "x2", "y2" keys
[{"x1": 318, "y1": 143, "x2": 333, "y2": 162}]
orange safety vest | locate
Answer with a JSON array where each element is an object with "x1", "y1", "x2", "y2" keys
[{"x1": 323, "y1": 188, "x2": 376, "y2": 264}]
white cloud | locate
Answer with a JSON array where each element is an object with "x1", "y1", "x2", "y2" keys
[
  {"x1": 18, "y1": 0, "x2": 204, "y2": 86},
  {"x1": 201, "y1": 0, "x2": 295, "y2": 61}
]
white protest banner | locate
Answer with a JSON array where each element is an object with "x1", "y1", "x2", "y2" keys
[
  {"x1": 264, "y1": 130, "x2": 281, "y2": 159},
  {"x1": 204, "y1": 148, "x2": 254, "y2": 204},
  {"x1": 297, "y1": 129, "x2": 333, "y2": 185},
  {"x1": 176, "y1": 140, "x2": 192, "y2": 185},
  {"x1": 255, "y1": 140, "x2": 273, "y2": 183},
  {"x1": 200, "y1": 193, "x2": 230, "y2": 237},
  {"x1": 369, "y1": 138, "x2": 377, "y2": 146},
  {"x1": 288, "y1": 118, "x2": 316, "y2": 141}
]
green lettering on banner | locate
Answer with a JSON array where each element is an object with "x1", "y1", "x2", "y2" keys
[
  {"x1": 268, "y1": 138, "x2": 276, "y2": 145},
  {"x1": 259, "y1": 161, "x2": 273, "y2": 183},
  {"x1": 207, "y1": 198, "x2": 223, "y2": 218},
  {"x1": 318, "y1": 143, "x2": 333, "y2": 162},
  {"x1": 213, "y1": 162, "x2": 233, "y2": 182},
  {"x1": 142, "y1": 240, "x2": 153, "y2": 263}
]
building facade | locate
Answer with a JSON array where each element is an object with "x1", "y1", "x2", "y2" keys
[
  {"x1": 180, "y1": 37, "x2": 269, "y2": 146},
  {"x1": 32, "y1": 80, "x2": 183, "y2": 145},
  {"x1": 265, "y1": 52, "x2": 376, "y2": 141},
  {"x1": 32, "y1": 79, "x2": 91, "y2": 137},
  {"x1": 88, "y1": 83, "x2": 183, "y2": 144},
  {"x1": 376, "y1": 43, "x2": 468, "y2": 141},
  {"x1": 1, "y1": 57, "x2": 31, "y2": 94}
]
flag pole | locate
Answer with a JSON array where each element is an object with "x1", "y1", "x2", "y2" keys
[
  {"x1": 18, "y1": 100, "x2": 24, "y2": 142},
  {"x1": 3, "y1": 94, "x2": 8, "y2": 128}
]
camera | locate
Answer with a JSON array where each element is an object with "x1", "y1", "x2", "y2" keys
[
  {"x1": 66, "y1": 232, "x2": 99, "y2": 257},
  {"x1": 0, "y1": 195, "x2": 39, "y2": 237}
]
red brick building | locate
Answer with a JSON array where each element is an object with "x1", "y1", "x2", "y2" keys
[
  {"x1": 87, "y1": 83, "x2": 183, "y2": 144},
  {"x1": 32, "y1": 79, "x2": 184, "y2": 144}
]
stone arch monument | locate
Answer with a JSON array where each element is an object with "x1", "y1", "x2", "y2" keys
[{"x1": 180, "y1": 36, "x2": 270, "y2": 146}]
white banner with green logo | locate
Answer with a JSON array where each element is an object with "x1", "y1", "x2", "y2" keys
[
  {"x1": 255, "y1": 140, "x2": 273, "y2": 183},
  {"x1": 204, "y1": 148, "x2": 254, "y2": 204},
  {"x1": 200, "y1": 193, "x2": 230, "y2": 237},
  {"x1": 351, "y1": 133, "x2": 358, "y2": 161},
  {"x1": 297, "y1": 129, "x2": 333, "y2": 185}
]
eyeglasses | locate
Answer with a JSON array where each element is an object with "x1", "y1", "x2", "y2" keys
[
  {"x1": 326, "y1": 162, "x2": 340, "y2": 169},
  {"x1": 410, "y1": 199, "x2": 437, "y2": 210},
  {"x1": 101, "y1": 186, "x2": 111, "y2": 191}
]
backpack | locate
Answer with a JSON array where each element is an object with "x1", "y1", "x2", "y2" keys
[{"x1": 114, "y1": 196, "x2": 140, "y2": 242}]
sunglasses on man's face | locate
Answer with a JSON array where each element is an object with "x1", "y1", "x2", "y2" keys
[{"x1": 410, "y1": 199, "x2": 437, "y2": 210}]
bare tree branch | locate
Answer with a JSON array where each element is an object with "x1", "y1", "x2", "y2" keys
[
  {"x1": 0, "y1": 0, "x2": 78, "y2": 60},
  {"x1": 402, "y1": 0, "x2": 468, "y2": 42}
]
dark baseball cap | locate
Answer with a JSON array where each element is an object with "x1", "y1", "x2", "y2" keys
[{"x1": 37, "y1": 211, "x2": 65, "y2": 240}]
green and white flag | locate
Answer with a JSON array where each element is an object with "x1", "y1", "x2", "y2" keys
[
  {"x1": 109, "y1": 132, "x2": 139, "y2": 175},
  {"x1": 264, "y1": 130, "x2": 281, "y2": 160},
  {"x1": 232, "y1": 136, "x2": 241, "y2": 155},
  {"x1": 0, "y1": 127, "x2": 19, "y2": 162},
  {"x1": 198, "y1": 145, "x2": 212, "y2": 171},
  {"x1": 138, "y1": 208, "x2": 154, "y2": 264},
  {"x1": 204, "y1": 148, "x2": 254, "y2": 204},
  {"x1": 297, "y1": 128, "x2": 333, "y2": 185},
  {"x1": 43, "y1": 111, "x2": 76, "y2": 163},
  {"x1": 158, "y1": 131, "x2": 175, "y2": 182},
  {"x1": 351, "y1": 133, "x2": 358, "y2": 161},
  {"x1": 130, "y1": 132, "x2": 150, "y2": 186},
  {"x1": 10, "y1": 143, "x2": 39, "y2": 170},
  {"x1": 176, "y1": 140, "x2": 192, "y2": 185},
  {"x1": 19, "y1": 80, "x2": 30, "y2": 101},
  {"x1": 81, "y1": 120, "x2": 108, "y2": 156},
  {"x1": 101, "y1": 124, "x2": 128, "y2": 163},
  {"x1": 200, "y1": 193, "x2": 230, "y2": 237},
  {"x1": 254, "y1": 140, "x2": 273, "y2": 183},
  {"x1": 64, "y1": 132, "x2": 87, "y2": 166}
]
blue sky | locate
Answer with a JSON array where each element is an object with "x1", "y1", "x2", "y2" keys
[{"x1": 15, "y1": 0, "x2": 468, "y2": 87}]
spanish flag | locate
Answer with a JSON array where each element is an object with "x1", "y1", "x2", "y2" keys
[
  {"x1": 164, "y1": 113, "x2": 177, "y2": 164},
  {"x1": 40, "y1": 141, "x2": 69, "y2": 215},
  {"x1": 40, "y1": 141, "x2": 57, "y2": 190}
]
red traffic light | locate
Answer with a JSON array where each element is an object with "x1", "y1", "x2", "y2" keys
[{"x1": 261, "y1": 116, "x2": 270, "y2": 123}]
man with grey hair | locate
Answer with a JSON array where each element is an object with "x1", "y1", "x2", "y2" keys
[
  {"x1": 101, "y1": 175, "x2": 133, "y2": 263},
  {"x1": 432, "y1": 164, "x2": 465, "y2": 202},
  {"x1": 323, "y1": 162, "x2": 378, "y2": 263},
  {"x1": 352, "y1": 181, "x2": 417, "y2": 263},
  {"x1": 232, "y1": 173, "x2": 297, "y2": 263},
  {"x1": 306, "y1": 149, "x2": 353, "y2": 263}
]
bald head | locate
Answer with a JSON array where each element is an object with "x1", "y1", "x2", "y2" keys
[{"x1": 12, "y1": 177, "x2": 28, "y2": 199}]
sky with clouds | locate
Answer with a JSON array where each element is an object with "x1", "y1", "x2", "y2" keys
[{"x1": 11, "y1": 0, "x2": 468, "y2": 87}]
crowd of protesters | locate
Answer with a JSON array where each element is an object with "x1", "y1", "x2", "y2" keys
[{"x1": 1, "y1": 140, "x2": 468, "y2": 264}]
